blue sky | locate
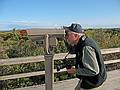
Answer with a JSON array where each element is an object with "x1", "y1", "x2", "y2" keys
[{"x1": 0, "y1": 0, "x2": 120, "y2": 30}]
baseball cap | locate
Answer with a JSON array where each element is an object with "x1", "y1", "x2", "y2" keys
[{"x1": 63, "y1": 23, "x2": 84, "y2": 33}]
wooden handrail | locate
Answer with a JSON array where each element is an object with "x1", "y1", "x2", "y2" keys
[
  {"x1": 0, "y1": 48, "x2": 120, "y2": 66},
  {"x1": 0, "y1": 59, "x2": 120, "y2": 80},
  {"x1": 0, "y1": 48, "x2": 120, "y2": 81}
]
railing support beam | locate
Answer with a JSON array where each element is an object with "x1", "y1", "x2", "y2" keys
[{"x1": 44, "y1": 54, "x2": 54, "y2": 90}]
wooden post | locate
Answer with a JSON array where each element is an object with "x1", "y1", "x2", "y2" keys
[
  {"x1": 44, "y1": 54, "x2": 54, "y2": 90},
  {"x1": 45, "y1": 34, "x2": 49, "y2": 54},
  {"x1": 44, "y1": 34, "x2": 54, "y2": 90}
]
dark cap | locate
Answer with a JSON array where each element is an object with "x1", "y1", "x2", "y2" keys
[{"x1": 63, "y1": 23, "x2": 84, "y2": 33}]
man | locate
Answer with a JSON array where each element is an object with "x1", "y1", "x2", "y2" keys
[{"x1": 63, "y1": 23, "x2": 107, "y2": 90}]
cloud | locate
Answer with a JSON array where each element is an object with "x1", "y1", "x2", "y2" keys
[
  {"x1": 0, "y1": 21, "x2": 45, "y2": 31},
  {"x1": 0, "y1": 20, "x2": 66, "y2": 31},
  {"x1": 0, "y1": 19, "x2": 120, "y2": 31}
]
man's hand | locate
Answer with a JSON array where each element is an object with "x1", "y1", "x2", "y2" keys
[{"x1": 66, "y1": 67, "x2": 76, "y2": 74}]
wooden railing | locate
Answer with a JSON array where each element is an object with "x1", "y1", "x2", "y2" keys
[{"x1": 0, "y1": 48, "x2": 120, "y2": 90}]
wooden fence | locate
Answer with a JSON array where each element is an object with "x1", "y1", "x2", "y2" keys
[{"x1": 0, "y1": 48, "x2": 120, "y2": 90}]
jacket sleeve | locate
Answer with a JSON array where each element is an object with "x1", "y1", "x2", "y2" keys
[{"x1": 76, "y1": 46, "x2": 100, "y2": 76}]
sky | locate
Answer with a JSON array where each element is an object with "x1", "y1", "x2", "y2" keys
[{"x1": 0, "y1": 0, "x2": 120, "y2": 31}]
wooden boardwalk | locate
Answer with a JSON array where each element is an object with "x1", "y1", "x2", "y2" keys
[{"x1": 15, "y1": 69, "x2": 120, "y2": 90}]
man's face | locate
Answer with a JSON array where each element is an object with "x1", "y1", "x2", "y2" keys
[{"x1": 65, "y1": 31, "x2": 76, "y2": 46}]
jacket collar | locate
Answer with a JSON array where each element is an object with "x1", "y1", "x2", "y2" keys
[{"x1": 75, "y1": 35, "x2": 87, "y2": 52}]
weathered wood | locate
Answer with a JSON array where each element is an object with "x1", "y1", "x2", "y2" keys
[
  {"x1": 0, "y1": 55, "x2": 45, "y2": 66},
  {"x1": 27, "y1": 29, "x2": 65, "y2": 35},
  {"x1": 0, "y1": 68, "x2": 66, "y2": 80},
  {"x1": 0, "y1": 71, "x2": 45, "y2": 80},
  {"x1": 44, "y1": 54, "x2": 54, "y2": 90},
  {"x1": 101, "y1": 48, "x2": 120, "y2": 54},
  {"x1": 0, "y1": 48, "x2": 119, "y2": 66},
  {"x1": 0, "y1": 59, "x2": 120, "y2": 81},
  {"x1": 0, "y1": 48, "x2": 120, "y2": 81},
  {"x1": 104, "y1": 59, "x2": 120, "y2": 64}
]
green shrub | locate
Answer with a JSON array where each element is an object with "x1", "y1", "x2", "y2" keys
[{"x1": 7, "y1": 40, "x2": 44, "y2": 58}]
